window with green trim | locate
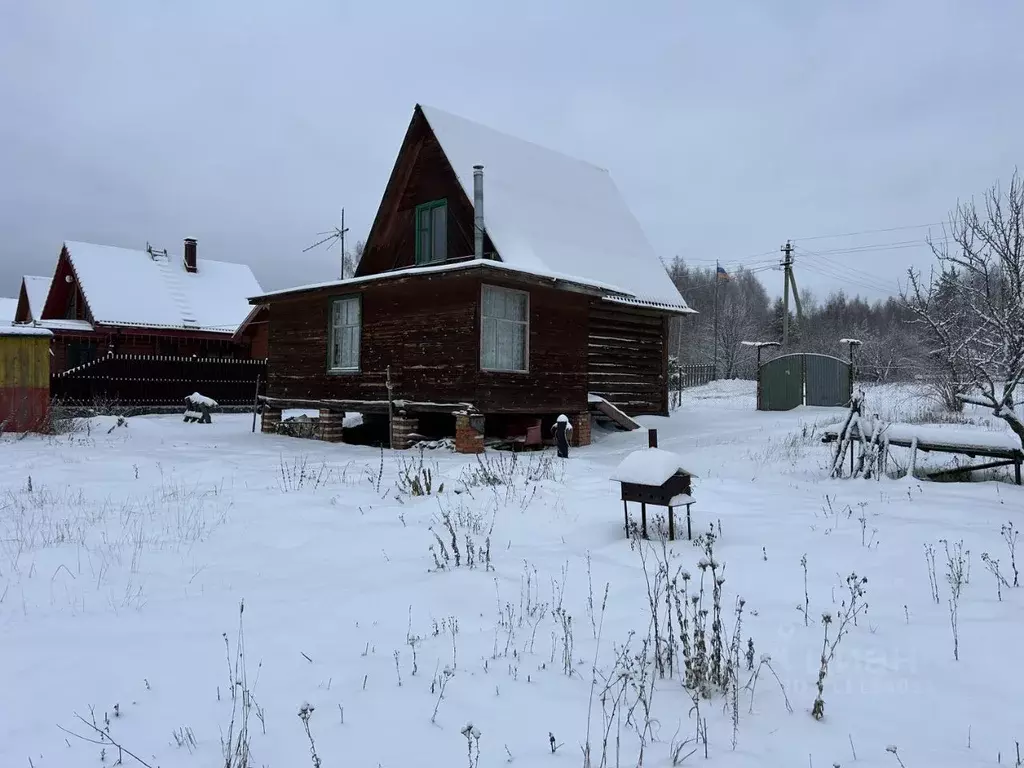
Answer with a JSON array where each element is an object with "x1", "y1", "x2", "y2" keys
[{"x1": 415, "y1": 199, "x2": 447, "y2": 265}]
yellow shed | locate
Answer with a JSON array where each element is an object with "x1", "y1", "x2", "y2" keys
[{"x1": 0, "y1": 325, "x2": 52, "y2": 433}]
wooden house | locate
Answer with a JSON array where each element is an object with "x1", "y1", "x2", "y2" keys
[
  {"x1": 251, "y1": 104, "x2": 694, "y2": 451},
  {"x1": 16, "y1": 239, "x2": 263, "y2": 373}
]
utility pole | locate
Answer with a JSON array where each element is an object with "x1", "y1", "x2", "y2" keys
[
  {"x1": 780, "y1": 241, "x2": 803, "y2": 347},
  {"x1": 781, "y1": 241, "x2": 793, "y2": 347},
  {"x1": 713, "y1": 259, "x2": 720, "y2": 378}
]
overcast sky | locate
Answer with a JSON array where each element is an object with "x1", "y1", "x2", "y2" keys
[{"x1": 1, "y1": 1, "x2": 1020, "y2": 304}]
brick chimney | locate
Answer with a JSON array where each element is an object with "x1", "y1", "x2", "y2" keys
[{"x1": 183, "y1": 238, "x2": 197, "y2": 273}]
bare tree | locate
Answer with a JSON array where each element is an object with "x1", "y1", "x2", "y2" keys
[{"x1": 904, "y1": 170, "x2": 1024, "y2": 443}]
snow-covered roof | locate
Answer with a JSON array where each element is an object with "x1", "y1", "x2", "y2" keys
[
  {"x1": 252, "y1": 256, "x2": 675, "y2": 306},
  {"x1": 611, "y1": 447, "x2": 698, "y2": 486},
  {"x1": 62, "y1": 241, "x2": 262, "y2": 334},
  {"x1": 0, "y1": 298, "x2": 15, "y2": 324},
  {"x1": 419, "y1": 105, "x2": 690, "y2": 311},
  {"x1": 22, "y1": 276, "x2": 52, "y2": 320},
  {"x1": 37, "y1": 318, "x2": 95, "y2": 332},
  {"x1": 0, "y1": 324, "x2": 52, "y2": 337}
]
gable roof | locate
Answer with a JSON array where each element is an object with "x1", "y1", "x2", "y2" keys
[
  {"x1": 22, "y1": 275, "x2": 52, "y2": 321},
  {"x1": 58, "y1": 241, "x2": 262, "y2": 334},
  {"x1": 0, "y1": 298, "x2": 16, "y2": 324},
  {"x1": 418, "y1": 105, "x2": 689, "y2": 310}
]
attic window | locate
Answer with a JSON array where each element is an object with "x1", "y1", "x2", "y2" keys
[{"x1": 415, "y1": 199, "x2": 447, "y2": 265}]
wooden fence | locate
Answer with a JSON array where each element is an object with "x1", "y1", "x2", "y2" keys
[
  {"x1": 672, "y1": 363, "x2": 716, "y2": 390},
  {"x1": 51, "y1": 354, "x2": 266, "y2": 407}
]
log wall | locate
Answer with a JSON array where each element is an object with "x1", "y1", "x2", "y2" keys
[{"x1": 587, "y1": 302, "x2": 669, "y2": 416}]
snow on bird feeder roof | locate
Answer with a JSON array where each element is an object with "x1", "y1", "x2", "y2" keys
[{"x1": 610, "y1": 447, "x2": 697, "y2": 487}]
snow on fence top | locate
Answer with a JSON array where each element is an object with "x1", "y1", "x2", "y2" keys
[
  {"x1": 611, "y1": 447, "x2": 696, "y2": 486},
  {"x1": 419, "y1": 105, "x2": 691, "y2": 311},
  {"x1": 62, "y1": 241, "x2": 263, "y2": 334}
]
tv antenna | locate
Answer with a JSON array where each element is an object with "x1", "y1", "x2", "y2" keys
[{"x1": 303, "y1": 208, "x2": 351, "y2": 279}]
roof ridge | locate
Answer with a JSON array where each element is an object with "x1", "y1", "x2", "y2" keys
[{"x1": 418, "y1": 104, "x2": 611, "y2": 174}]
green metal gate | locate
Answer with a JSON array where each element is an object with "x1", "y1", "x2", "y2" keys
[
  {"x1": 758, "y1": 354, "x2": 804, "y2": 411},
  {"x1": 758, "y1": 353, "x2": 852, "y2": 411},
  {"x1": 805, "y1": 354, "x2": 851, "y2": 407}
]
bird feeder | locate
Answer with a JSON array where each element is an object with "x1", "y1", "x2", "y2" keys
[{"x1": 610, "y1": 429, "x2": 697, "y2": 540}]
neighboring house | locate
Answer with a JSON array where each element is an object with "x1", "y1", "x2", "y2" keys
[
  {"x1": 233, "y1": 304, "x2": 269, "y2": 359},
  {"x1": 0, "y1": 297, "x2": 16, "y2": 325},
  {"x1": 250, "y1": 104, "x2": 693, "y2": 451},
  {"x1": 21, "y1": 239, "x2": 264, "y2": 373},
  {"x1": 14, "y1": 275, "x2": 53, "y2": 324}
]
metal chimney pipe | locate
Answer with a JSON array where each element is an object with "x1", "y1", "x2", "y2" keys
[{"x1": 473, "y1": 165, "x2": 484, "y2": 259}]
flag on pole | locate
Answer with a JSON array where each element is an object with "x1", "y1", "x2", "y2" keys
[{"x1": 716, "y1": 264, "x2": 730, "y2": 281}]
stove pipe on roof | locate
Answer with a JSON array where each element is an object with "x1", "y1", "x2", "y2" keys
[
  {"x1": 184, "y1": 238, "x2": 197, "y2": 273},
  {"x1": 473, "y1": 165, "x2": 484, "y2": 260}
]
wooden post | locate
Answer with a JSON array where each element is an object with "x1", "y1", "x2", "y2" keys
[
  {"x1": 648, "y1": 428, "x2": 658, "y2": 448},
  {"x1": 386, "y1": 365, "x2": 394, "y2": 451},
  {"x1": 668, "y1": 506, "x2": 675, "y2": 541},
  {"x1": 686, "y1": 504, "x2": 693, "y2": 540},
  {"x1": 251, "y1": 374, "x2": 261, "y2": 434},
  {"x1": 623, "y1": 500, "x2": 629, "y2": 538},
  {"x1": 641, "y1": 502, "x2": 648, "y2": 539}
]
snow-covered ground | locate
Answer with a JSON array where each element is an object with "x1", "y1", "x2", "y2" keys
[{"x1": 2, "y1": 380, "x2": 1021, "y2": 767}]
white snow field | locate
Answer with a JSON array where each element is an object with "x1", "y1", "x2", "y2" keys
[{"x1": 2, "y1": 381, "x2": 1022, "y2": 767}]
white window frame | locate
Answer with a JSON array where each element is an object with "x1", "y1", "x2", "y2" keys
[
  {"x1": 480, "y1": 284, "x2": 530, "y2": 373},
  {"x1": 328, "y1": 295, "x2": 361, "y2": 373}
]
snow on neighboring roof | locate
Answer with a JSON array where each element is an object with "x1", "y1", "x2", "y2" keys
[
  {"x1": 418, "y1": 105, "x2": 690, "y2": 311},
  {"x1": 611, "y1": 447, "x2": 698, "y2": 486},
  {"x1": 0, "y1": 324, "x2": 51, "y2": 337},
  {"x1": 0, "y1": 298, "x2": 16, "y2": 323},
  {"x1": 63, "y1": 241, "x2": 262, "y2": 333},
  {"x1": 22, "y1": 276, "x2": 52, "y2": 320},
  {"x1": 36, "y1": 318, "x2": 95, "y2": 332}
]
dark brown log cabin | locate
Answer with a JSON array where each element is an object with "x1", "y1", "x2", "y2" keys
[{"x1": 252, "y1": 104, "x2": 694, "y2": 451}]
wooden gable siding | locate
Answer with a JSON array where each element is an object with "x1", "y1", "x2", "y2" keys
[
  {"x1": 587, "y1": 302, "x2": 669, "y2": 416},
  {"x1": 263, "y1": 271, "x2": 590, "y2": 415},
  {"x1": 14, "y1": 282, "x2": 32, "y2": 323},
  {"x1": 356, "y1": 106, "x2": 495, "y2": 278},
  {"x1": 43, "y1": 248, "x2": 90, "y2": 322}
]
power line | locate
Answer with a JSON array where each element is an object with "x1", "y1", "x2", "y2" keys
[
  {"x1": 790, "y1": 221, "x2": 944, "y2": 242},
  {"x1": 799, "y1": 261, "x2": 898, "y2": 296},
  {"x1": 795, "y1": 246, "x2": 901, "y2": 285}
]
